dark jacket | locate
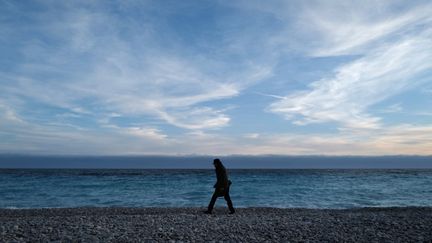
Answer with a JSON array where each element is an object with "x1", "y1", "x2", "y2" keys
[{"x1": 214, "y1": 165, "x2": 230, "y2": 189}]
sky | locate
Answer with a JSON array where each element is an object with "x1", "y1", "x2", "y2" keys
[{"x1": 1, "y1": 0, "x2": 432, "y2": 156}]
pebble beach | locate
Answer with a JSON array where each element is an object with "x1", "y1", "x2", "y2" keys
[{"x1": 1, "y1": 207, "x2": 431, "y2": 242}]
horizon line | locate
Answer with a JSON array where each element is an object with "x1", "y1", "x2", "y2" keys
[{"x1": 1, "y1": 153, "x2": 431, "y2": 157}]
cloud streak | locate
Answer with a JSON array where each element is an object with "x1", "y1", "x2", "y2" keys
[
  {"x1": 269, "y1": 2, "x2": 432, "y2": 129},
  {"x1": 0, "y1": 1, "x2": 272, "y2": 131}
]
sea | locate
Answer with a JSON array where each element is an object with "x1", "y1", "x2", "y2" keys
[{"x1": 1, "y1": 169, "x2": 432, "y2": 209}]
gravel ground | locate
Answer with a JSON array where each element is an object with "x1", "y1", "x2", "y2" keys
[{"x1": 0, "y1": 207, "x2": 431, "y2": 242}]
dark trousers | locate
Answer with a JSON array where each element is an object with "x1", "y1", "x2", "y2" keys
[{"x1": 207, "y1": 186, "x2": 235, "y2": 213}]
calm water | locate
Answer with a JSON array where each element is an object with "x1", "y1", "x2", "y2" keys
[{"x1": 1, "y1": 169, "x2": 431, "y2": 209}]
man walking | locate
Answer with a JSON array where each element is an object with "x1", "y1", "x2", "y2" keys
[{"x1": 204, "y1": 158, "x2": 235, "y2": 214}]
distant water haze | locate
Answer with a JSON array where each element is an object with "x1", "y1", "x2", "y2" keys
[{"x1": 0, "y1": 155, "x2": 431, "y2": 168}]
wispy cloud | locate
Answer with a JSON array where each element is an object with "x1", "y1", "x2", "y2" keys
[
  {"x1": 178, "y1": 125, "x2": 432, "y2": 156},
  {"x1": 303, "y1": 2, "x2": 432, "y2": 56},
  {"x1": 123, "y1": 127, "x2": 168, "y2": 140},
  {"x1": 268, "y1": 2, "x2": 432, "y2": 129},
  {"x1": 0, "y1": 102, "x2": 24, "y2": 124},
  {"x1": 379, "y1": 103, "x2": 403, "y2": 114},
  {"x1": 244, "y1": 133, "x2": 260, "y2": 139},
  {"x1": 1, "y1": 101, "x2": 431, "y2": 155},
  {"x1": 0, "y1": 1, "x2": 272, "y2": 131}
]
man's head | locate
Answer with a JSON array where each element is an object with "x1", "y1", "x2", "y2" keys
[{"x1": 213, "y1": 158, "x2": 222, "y2": 167}]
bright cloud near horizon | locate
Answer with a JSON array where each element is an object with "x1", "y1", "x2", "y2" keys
[{"x1": 1, "y1": 0, "x2": 432, "y2": 155}]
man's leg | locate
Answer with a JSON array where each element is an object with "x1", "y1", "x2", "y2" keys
[
  {"x1": 206, "y1": 191, "x2": 218, "y2": 213},
  {"x1": 224, "y1": 187, "x2": 235, "y2": 213}
]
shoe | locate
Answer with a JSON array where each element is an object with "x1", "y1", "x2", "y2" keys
[
  {"x1": 203, "y1": 210, "x2": 212, "y2": 214},
  {"x1": 229, "y1": 211, "x2": 235, "y2": 214}
]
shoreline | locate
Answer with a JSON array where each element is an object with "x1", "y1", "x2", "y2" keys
[{"x1": 1, "y1": 207, "x2": 431, "y2": 242}]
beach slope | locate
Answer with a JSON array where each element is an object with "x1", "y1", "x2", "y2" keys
[{"x1": 1, "y1": 207, "x2": 431, "y2": 242}]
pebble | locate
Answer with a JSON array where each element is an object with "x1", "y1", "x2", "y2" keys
[{"x1": 0, "y1": 207, "x2": 431, "y2": 242}]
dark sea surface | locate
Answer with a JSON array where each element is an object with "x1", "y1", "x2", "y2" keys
[{"x1": 1, "y1": 169, "x2": 431, "y2": 209}]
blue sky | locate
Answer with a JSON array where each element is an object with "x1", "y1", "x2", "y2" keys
[{"x1": 1, "y1": 0, "x2": 432, "y2": 155}]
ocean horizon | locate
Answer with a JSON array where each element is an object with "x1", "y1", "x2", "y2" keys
[{"x1": 1, "y1": 155, "x2": 431, "y2": 169}]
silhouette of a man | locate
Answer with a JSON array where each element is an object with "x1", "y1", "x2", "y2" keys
[{"x1": 204, "y1": 158, "x2": 235, "y2": 214}]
